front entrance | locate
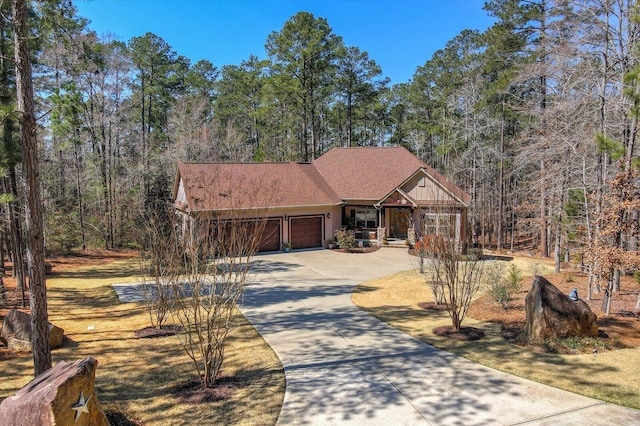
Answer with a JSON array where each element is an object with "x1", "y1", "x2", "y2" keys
[{"x1": 389, "y1": 209, "x2": 411, "y2": 239}]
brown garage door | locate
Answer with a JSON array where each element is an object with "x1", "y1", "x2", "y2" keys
[
  {"x1": 217, "y1": 219, "x2": 280, "y2": 253},
  {"x1": 290, "y1": 216, "x2": 323, "y2": 249},
  {"x1": 258, "y1": 219, "x2": 281, "y2": 252}
]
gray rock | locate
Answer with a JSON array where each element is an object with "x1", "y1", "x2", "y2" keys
[{"x1": 525, "y1": 276, "x2": 598, "y2": 339}]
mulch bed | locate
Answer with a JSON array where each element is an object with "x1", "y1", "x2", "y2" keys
[
  {"x1": 105, "y1": 409, "x2": 143, "y2": 426},
  {"x1": 433, "y1": 326, "x2": 485, "y2": 341},
  {"x1": 418, "y1": 302, "x2": 450, "y2": 311},
  {"x1": 468, "y1": 266, "x2": 640, "y2": 350},
  {"x1": 134, "y1": 325, "x2": 180, "y2": 339},
  {"x1": 330, "y1": 246, "x2": 381, "y2": 254},
  {"x1": 416, "y1": 261, "x2": 640, "y2": 351},
  {"x1": 171, "y1": 375, "x2": 237, "y2": 404}
]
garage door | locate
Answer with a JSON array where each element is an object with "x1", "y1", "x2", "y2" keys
[
  {"x1": 258, "y1": 219, "x2": 281, "y2": 252},
  {"x1": 216, "y1": 219, "x2": 281, "y2": 254},
  {"x1": 290, "y1": 216, "x2": 323, "y2": 249}
]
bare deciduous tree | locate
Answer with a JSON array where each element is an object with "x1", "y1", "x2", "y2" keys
[
  {"x1": 423, "y1": 235, "x2": 484, "y2": 331},
  {"x1": 171, "y1": 213, "x2": 268, "y2": 388},
  {"x1": 138, "y1": 206, "x2": 180, "y2": 330},
  {"x1": 143, "y1": 171, "x2": 276, "y2": 388}
]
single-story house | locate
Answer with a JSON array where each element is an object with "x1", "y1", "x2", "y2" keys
[{"x1": 173, "y1": 146, "x2": 470, "y2": 252}]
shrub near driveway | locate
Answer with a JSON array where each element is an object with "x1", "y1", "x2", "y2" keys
[
  {"x1": 352, "y1": 269, "x2": 640, "y2": 410},
  {"x1": 0, "y1": 256, "x2": 284, "y2": 426}
]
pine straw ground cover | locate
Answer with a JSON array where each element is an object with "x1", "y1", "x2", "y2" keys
[
  {"x1": 352, "y1": 253, "x2": 640, "y2": 410},
  {"x1": 0, "y1": 251, "x2": 284, "y2": 425}
]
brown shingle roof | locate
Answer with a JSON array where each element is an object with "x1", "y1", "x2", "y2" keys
[
  {"x1": 175, "y1": 147, "x2": 470, "y2": 213},
  {"x1": 313, "y1": 147, "x2": 470, "y2": 205},
  {"x1": 176, "y1": 162, "x2": 342, "y2": 212}
]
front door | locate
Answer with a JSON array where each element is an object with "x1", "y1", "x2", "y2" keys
[{"x1": 389, "y1": 209, "x2": 411, "y2": 239}]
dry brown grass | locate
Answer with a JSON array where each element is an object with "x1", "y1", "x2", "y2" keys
[
  {"x1": 1, "y1": 255, "x2": 284, "y2": 425},
  {"x1": 352, "y1": 257, "x2": 640, "y2": 410}
]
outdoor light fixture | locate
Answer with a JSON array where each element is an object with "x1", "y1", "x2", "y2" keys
[
  {"x1": 326, "y1": 212, "x2": 331, "y2": 218},
  {"x1": 284, "y1": 215, "x2": 288, "y2": 221}
]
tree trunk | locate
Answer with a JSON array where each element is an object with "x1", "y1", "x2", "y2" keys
[
  {"x1": 0, "y1": 229, "x2": 5, "y2": 275},
  {"x1": 538, "y1": 1, "x2": 549, "y2": 258},
  {"x1": 74, "y1": 141, "x2": 86, "y2": 250},
  {"x1": 540, "y1": 159, "x2": 548, "y2": 257},
  {"x1": 5, "y1": 169, "x2": 26, "y2": 306},
  {"x1": 0, "y1": 229, "x2": 4, "y2": 305},
  {"x1": 497, "y1": 101, "x2": 505, "y2": 251},
  {"x1": 13, "y1": 0, "x2": 51, "y2": 376}
]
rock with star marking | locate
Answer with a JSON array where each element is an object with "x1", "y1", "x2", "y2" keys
[
  {"x1": 72, "y1": 391, "x2": 92, "y2": 422},
  {"x1": 0, "y1": 358, "x2": 108, "y2": 425}
]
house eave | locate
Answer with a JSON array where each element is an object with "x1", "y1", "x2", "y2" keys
[{"x1": 184, "y1": 202, "x2": 342, "y2": 215}]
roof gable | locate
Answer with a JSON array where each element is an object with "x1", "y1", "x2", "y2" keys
[{"x1": 400, "y1": 168, "x2": 470, "y2": 206}]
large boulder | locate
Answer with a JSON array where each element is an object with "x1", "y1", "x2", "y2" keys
[
  {"x1": 0, "y1": 309, "x2": 64, "y2": 351},
  {"x1": 0, "y1": 357, "x2": 108, "y2": 426},
  {"x1": 525, "y1": 276, "x2": 598, "y2": 339}
]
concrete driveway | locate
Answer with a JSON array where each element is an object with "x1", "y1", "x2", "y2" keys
[{"x1": 241, "y1": 248, "x2": 640, "y2": 425}]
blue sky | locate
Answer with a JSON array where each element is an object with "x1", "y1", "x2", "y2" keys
[{"x1": 74, "y1": 0, "x2": 495, "y2": 84}]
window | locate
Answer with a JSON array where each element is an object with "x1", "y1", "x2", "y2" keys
[
  {"x1": 422, "y1": 214, "x2": 437, "y2": 235},
  {"x1": 421, "y1": 213, "x2": 456, "y2": 238},
  {"x1": 355, "y1": 209, "x2": 377, "y2": 229}
]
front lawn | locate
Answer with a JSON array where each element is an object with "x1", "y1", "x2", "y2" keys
[
  {"x1": 1, "y1": 252, "x2": 284, "y2": 425},
  {"x1": 351, "y1": 258, "x2": 640, "y2": 410}
]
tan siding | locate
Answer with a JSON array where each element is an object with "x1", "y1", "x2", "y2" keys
[
  {"x1": 402, "y1": 174, "x2": 453, "y2": 203},
  {"x1": 176, "y1": 179, "x2": 187, "y2": 203}
]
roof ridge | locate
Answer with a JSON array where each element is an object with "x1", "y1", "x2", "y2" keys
[{"x1": 327, "y1": 146, "x2": 403, "y2": 150}]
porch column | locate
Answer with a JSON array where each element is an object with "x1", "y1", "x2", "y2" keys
[{"x1": 456, "y1": 211, "x2": 461, "y2": 251}]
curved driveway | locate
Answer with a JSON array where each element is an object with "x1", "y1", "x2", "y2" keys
[{"x1": 241, "y1": 248, "x2": 640, "y2": 425}]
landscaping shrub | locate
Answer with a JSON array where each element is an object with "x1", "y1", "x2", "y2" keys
[
  {"x1": 465, "y1": 244, "x2": 483, "y2": 261},
  {"x1": 335, "y1": 228, "x2": 356, "y2": 250},
  {"x1": 529, "y1": 336, "x2": 611, "y2": 354},
  {"x1": 484, "y1": 263, "x2": 522, "y2": 309},
  {"x1": 528, "y1": 260, "x2": 545, "y2": 276}
]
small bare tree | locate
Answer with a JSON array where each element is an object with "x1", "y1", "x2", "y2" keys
[
  {"x1": 170, "y1": 212, "x2": 269, "y2": 388},
  {"x1": 423, "y1": 234, "x2": 484, "y2": 331},
  {"x1": 144, "y1": 169, "x2": 277, "y2": 388},
  {"x1": 415, "y1": 235, "x2": 447, "y2": 306},
  {"x1": 138, "y1": 207, "x2": 180, "y2": 330}
]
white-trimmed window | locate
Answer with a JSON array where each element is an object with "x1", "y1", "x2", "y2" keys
[
  {"x1": 355, "y1": 209, "x2": 377, "y2": 228},
  {"x1": 421, "y1": 213, "x2": 456, "y2": 238}
]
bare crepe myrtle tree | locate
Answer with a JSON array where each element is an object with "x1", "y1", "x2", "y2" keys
[
  {"x1": 149, "y1": 171, "x2": 277, "y2": 388},
  {"x1": 138, "y1": 206, "x2": 181, "y2": 330},
  {"x1": 415, "y1": 203, "x2": 483, "y2": 331},
  {"x1": 172, "y1": 212, "x2": 269, "y2": 388},
  {"x1": 423, "y1": 234, "x2": 484, "y2": 331},
  {"x1": 415, "y1": 235, "x2": 448, "y2": 306}
]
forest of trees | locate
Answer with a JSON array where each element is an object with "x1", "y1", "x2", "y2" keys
[{"x1": 0, "y1": 0, "x2": 638, "y2": 284}]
